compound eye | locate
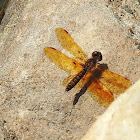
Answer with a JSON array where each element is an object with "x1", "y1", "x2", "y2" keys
[{"x1": 92, "y1": 51, "x2": 102, "y2": 61}]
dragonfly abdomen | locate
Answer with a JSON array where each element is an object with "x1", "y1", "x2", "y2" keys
[{"x1": 66, "y1": 69, "x2": 86, "y2": 91}]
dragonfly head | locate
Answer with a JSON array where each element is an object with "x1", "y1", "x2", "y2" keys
[{"x1": 92, "y1": 51, "x2": 102, "y2": 62}]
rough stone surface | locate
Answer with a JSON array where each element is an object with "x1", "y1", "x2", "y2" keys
[{"x1": 0, "y1": 0, "x2": 139, "y2": 140}]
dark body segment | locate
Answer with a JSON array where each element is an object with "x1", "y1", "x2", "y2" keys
[
  {"x1": 66, "y1": 68, "x2": 87, "y2": 91},
  {"x1": 66, "y1": 51, "x2": 102, "y2": 91}
]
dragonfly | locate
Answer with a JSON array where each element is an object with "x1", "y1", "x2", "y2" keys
[{"x1": 44, "y1": 28, "x2": 132, "y2": 107}]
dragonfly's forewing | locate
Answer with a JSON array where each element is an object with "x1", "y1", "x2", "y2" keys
[
  {"x1": 100, "y1": 69, "x2": 132, "y2": 94},
  {"x1": 44, "y1": 47, "x2": 83, "y2": 75},
  {"x1": 55, "y1": 28, "x2": 87, "y2": 62}
]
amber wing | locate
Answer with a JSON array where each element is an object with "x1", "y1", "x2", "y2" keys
[
  {"x1": 44, "y1": 47, "x2": 83, "y2": 75},
  {"x1": 87, "y1": 79, "x2": 114, "y2": 107},
  {"x1": 55, "y1": 28, "x2": 87, "y2": 62},
  {"x1": 100, "y1": 69, "x2": 132, "y2": 94}
]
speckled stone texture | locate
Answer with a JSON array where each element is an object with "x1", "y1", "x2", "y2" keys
[{"x1": 0, "y1": 0, "x2": 139, "y2": 140}]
